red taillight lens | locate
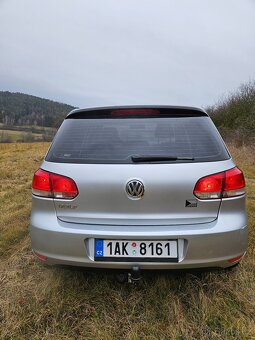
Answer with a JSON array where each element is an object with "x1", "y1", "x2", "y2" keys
[
  {"x1": 194, "y1": 167, "x2": 245, "y2": 200},
  {"x1": 194, "y1": 172, "x2": 224, "y2": 199},
  {"x1": 32, "y1": 169, "x2": 52, "y2": 197},
  {"x1": 223, "y1": 167, "x2": 245, "y2": 198},
  {"x1": 32, "y1": 169, "x2": 78, "y2": 199},
  {"x1": 50, "y1": 173, "x2": 79, "y2": 199}
]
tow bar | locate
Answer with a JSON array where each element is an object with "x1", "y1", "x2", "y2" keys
[{"x1": 115, "y1": 266, "x2": 142, "y2": 284}]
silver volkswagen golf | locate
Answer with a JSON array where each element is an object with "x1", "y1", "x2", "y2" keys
[{"x1": 30, "y1": 106, "x2": 247, "y2": 271}]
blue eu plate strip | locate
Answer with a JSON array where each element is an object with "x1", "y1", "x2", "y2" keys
[{"x1": 95, "y1": 239, "x2": 104, "y2": 257}]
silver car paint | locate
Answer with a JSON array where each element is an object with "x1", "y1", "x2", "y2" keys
[{"x1": 44, "y1": 159, "x2": 232, "y2": 226}]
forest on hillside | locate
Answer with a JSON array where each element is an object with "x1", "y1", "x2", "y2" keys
[{"x1": 0, "y1": 91, "x2": 75, "y2": 128}]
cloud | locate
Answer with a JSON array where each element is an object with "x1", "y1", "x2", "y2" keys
[{"x1": 0, "y1": 0, "x2": 255, "y2": 107}]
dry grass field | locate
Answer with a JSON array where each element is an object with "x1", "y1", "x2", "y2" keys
[
  {"x1": 0, "y1": 142, "x2": 255, "y2": 339},
  {"x1": 0, "y1": 126, "x2": 56, "y2": 143},
  {"x1": 0, "y1": 129, "x2": 43, "y2": 143}
]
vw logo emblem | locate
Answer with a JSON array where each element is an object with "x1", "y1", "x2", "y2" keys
[{"x1": 126, "y1": 179, "x2": 144, "y2": 199}]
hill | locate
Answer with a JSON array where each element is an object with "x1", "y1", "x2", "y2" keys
[
  {"x1": 1, "y1": 81, "x2": 255, "y2": 144},
  {"x1": 208, "y1": 81, "x2": 255, "y2": 143},
  {"x1": 0, "y1": 91, "x2": 75, "y2": 128}
]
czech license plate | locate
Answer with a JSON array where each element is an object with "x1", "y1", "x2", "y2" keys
[{"x1": 94, "y1": 239, "x2": 178, "y2": 262}]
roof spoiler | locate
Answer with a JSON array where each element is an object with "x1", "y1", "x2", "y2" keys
[{"x1": 66, "y1": 105, "x2": 208, "y2": 119}]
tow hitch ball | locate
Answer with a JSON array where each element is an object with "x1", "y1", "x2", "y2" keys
[{"x1": 116, "y1": 266, "x2": 142, "y2": 284}]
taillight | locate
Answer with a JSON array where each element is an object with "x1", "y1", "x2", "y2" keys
[
  {"x1": 194, "y1": 172, "x2": 224, "y2": 199},
  {"x1": 32, "y1": 169, "x2": 78, "y2": 199},
  {"x1": 222, "y1": 167, "x2": 246, "y2": 198},
  {"x1": 194, "y1": 167, "x2": 245, "y2": 200}
]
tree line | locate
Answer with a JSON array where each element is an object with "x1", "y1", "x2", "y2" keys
[
  {"x1": 0, "y1": 91, "x2": 75, "y2": 128},
  {"x1": 208, "y1": 80, "x2": 255, "y2": 144}
]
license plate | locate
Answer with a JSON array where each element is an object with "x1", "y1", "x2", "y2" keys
[{"x1": 94, "y1": 239, "x2": 178, "y2": 262}]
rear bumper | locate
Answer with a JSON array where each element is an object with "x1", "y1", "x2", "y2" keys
[
  {"x1": 30, "y1": 220, "x2": 248, "y2": 270},
  {"x1": 30, "y1": 193, "x2": 248, "y2": 269}
]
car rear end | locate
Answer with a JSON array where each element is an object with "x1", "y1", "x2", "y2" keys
[{"x1": 30, "y1": 106, "x2": 247, "y2": 269}]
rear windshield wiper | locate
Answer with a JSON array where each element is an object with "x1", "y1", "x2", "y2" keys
[{"x1": 131, "y1": 155, "x2": 194, "y2": 163}]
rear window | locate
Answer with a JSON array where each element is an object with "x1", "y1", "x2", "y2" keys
[{"x1": 45, "y1": 117, "x2": 229, "y2": 164}]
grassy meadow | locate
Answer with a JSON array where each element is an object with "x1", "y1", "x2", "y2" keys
[
  {"x1": 0, "y1": 142, "x2": 255, "y2": 339},
  {"x1": 0, "y1": 124, "x2": 56, "y2": 143},
  {"x1": 0, "y1": 129, "x2": 44, "y2": 143}
]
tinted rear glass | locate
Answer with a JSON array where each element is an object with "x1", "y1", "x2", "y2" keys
[{"x1": 46, "y1": 117, "x2": 229, "y2": 164}]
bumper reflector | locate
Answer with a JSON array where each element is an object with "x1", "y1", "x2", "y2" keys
[
  {"x1": 33, "y1": 251, "x2": 47, "y2": 261},
  {"x1": 228, "y1": 255, "x2": 243, "y2": 263}
]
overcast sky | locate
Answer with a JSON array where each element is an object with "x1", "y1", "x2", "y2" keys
[{"x1": 0, "y1": 0, "x2": 255, "y2": 108}]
